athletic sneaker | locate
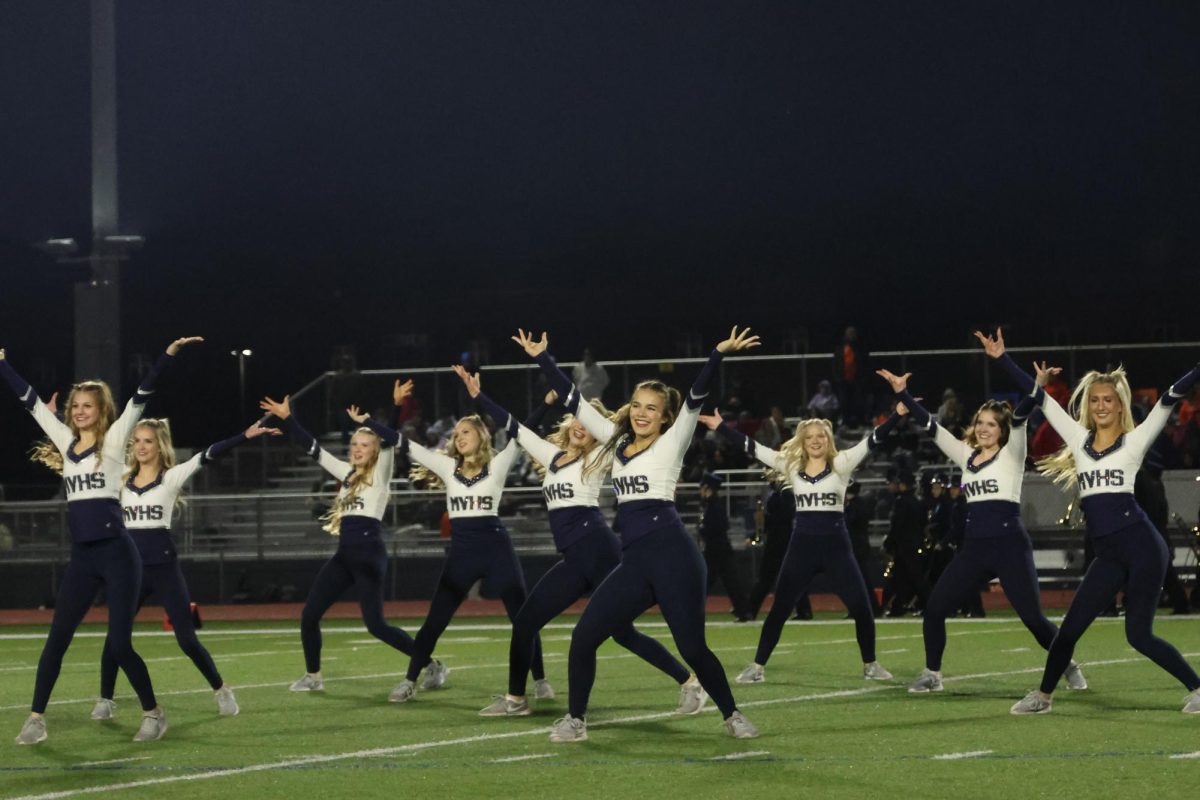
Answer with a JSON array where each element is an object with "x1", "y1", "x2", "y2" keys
[
  {"x1": 675, "y1": 678, "x2": 708, "y2": 715},
  {"x1": 133, "y1": 709, "x2": 168, "y2": 742},
  {"x1": 863, "y1": 661, "x2": 893, "y2": 681},
  {"x1": 479, "y1": 696, "x2": 531, "y2": 717},
  {"x1": 722, "y1": 710, "x2": 760, "y2": 739},
  {"x1": 1182, "y1": 690, "x2": 1200, "y2": 714},
  {"x1": 389, "y1": 679, "x2": 416, "y2": 703},
  {"x1": 91, "y1": 698, "x2": 115, "y2": 720},
  {"x1": 736, "y1": 663, "x2": 764, "y2": 684},
  {"x1": 215, "y1": 686, "x2": 240, "y2": 716},
  {"x1": 289, "y1": 674, "x2": 324, "y2": 692},
  {"x1": 420, "y1": 659, "x2": 449, "y2": 691},
  {"x1": 907, "y1": 668, "x2": 943, "y2": 694},
  {"x1": 1064, "y1": 662, "x2": 1088, "y2": 691},
  {"x1": 533, "y1": 679, "x2": 555, "y2": 700},
  {"x1": 14, "y1": 715, "x2": 47, "y2": 746},
  {"x1": 1010, "y1": 691, "x2": 1052, "y2": 716},
  {"x1": 548, "y1": 715, "x2": 587, "y2": 743}
]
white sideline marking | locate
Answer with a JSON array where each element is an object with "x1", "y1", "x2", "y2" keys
[
  {"x1": 931, "y1": 750, "x2": 993, "y2": 761},
  {"x1": 1169, "y1": 752, "x2": 1200, "y2": 760},
  {"x1": 710, "y1": 751, "x2": 770, "y2": 761},
  {"x1": 880, "y1": 649, "x2": 909, "y2": 655},
  {"x1": 0, "y1": 650, "x2": 313, "y2": 674},
  {"x1": 73, "y1": 756, "x2": 152, "y2": 768},
  {"x1": 7, "y1": 653, "x2": 1193, "y2": 800},
  {"x1": 1002, "y1": 647, "x2": 1031, "y2": 653},
  {"x1": 491, "y1": 753, "x2": 558, "y2": 763}
]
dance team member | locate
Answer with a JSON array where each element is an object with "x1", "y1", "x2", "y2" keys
[
  {"x1": 517, "y1": 326, "x2": 761, "y2": 742},
  {"x1": 1, "y1": 337, "x2": 201, "y2": 744},
  {"x1": 92, "y1": 416, "x2": 279, "y2": 720}
]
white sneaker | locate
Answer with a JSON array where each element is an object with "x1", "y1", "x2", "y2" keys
[
  {"x1": 908, "y1": 668, "x2": 943, "y2": 694},
  {"x1": 91, "y1": 698, "x2": 116, "y2": 720},
  {"x1": 735, "y1": 663, "x2": 764, "y2": 684},
  {"x1": 289, "y1": 674, "x2": 324, "y2": 692},
  {"x1": 549, "y1": 715, "x2": 587, "y2": 743},
  {"x1": 479, "y1": 695, "x2": 531, "y2": 717},
  {"x1": 389, "y1": 679, "x2": 416, "y2": 703},
  {"x1": 533, "y1": 679, "x2": 555, "y2": 700},
  {"x1": 723, "y1": 710, "x2": 760, "y2": 739},
  {"x1": 15, "y1": 715, "x2": 47, "y2": 746},
  {"x1": 215, "y1": 686, "x2": 240, "y2": 716},
  {"x1": 1010, "y1": 690, "x2": 1052, "y2": 716},
  {"x1": 863, "y1": 661, "x2": 893, "y2": 681},
  {"x1": 675, "y1": 678, "x2": 708, "y2": 715},
  {"x1": 1183, "y1": 690, "x2": 1200, "y2": 714},
  {"x1": 1064, "y1": 662, "x2": 1088, "y2": 691},
  {"x1": 419, "y1": 660, "x2": 449, "y2": 691},
  {"x1": 133, "y1": 709, "x2": 168, "y2": 742}
]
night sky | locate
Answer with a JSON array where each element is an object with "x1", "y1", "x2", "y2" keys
[{"x1": 2, "y1": 1, "x2": 1200, "y2": 482}]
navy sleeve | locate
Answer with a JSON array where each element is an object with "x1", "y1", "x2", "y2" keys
[
  {"x1": 1012, "y1": 387, "x2": 1045, "y2": 427},
  {"x1": 714, "y1": 420, "x2": 760, "y2": 460},
  {"x1": 133, "y1": 352, "x2": 174, "y2": 405},
  {"x1": 200, "y1": 432, "x2": 249, "y2": 464},
  {"x1": 0, "y1": 359, "x2": 36, "y2": 410},
  {"x1": 359, "y1": 416, "x2": 401, "y2": 448},
  {"x1": 994, "y1": 353, "x2": 1036, "y2": 395},
  {"x1": 474, "y1": 391, "x2": 513, "y2": 429},
  {"x1": 533, "y1": 352, "x2": 579, "y2": 413},
  {"x1": 896, "y1": 390, "x2": 934, "y2": 432},
  {"x1": 869, "y1": 412, "x2": 903, "y2": 449},
  {"x1": 1165, "y1": 363, "x2": 1200, "y2": 406},
  {"x1": 523, "y1": 399, "x2": 552, "y2": 430},
  {"x1": 281, "y1": 415, "x2": 320, "y2": 459},
  {"x1": 686, "y1": 350, "x2": 725, "y2": 410}
]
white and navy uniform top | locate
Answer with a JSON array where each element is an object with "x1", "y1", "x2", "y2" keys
[
  {"x1": 122, "y1": 432, "x2": 249, "y2": 564},
  {"x1": 475, "y1": 391, "x2": 608, "y2": 553},
  {"x1": 535, "y1": 348, "x2": 724, "y2": 548},
  {"x1": 0, "y1": 354, "x2": 172, "y2": 544},
  {"x1": 898, "y1": 386, "x2": 1037, "y2": 539},
  {"x1": 717, "y1": 415, "x2": 898, "y2": 536},
  {"x1": 283, "y1": 415, "x2": 397, "y2": 546},
  {"x1": 998, "y1": 354, "x2": 1200, "y2": 538},
  {"x1": 363, "y1": 414, "x2": 522, "y2": 546}
]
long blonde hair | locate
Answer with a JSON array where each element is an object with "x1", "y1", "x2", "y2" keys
[
  {"x1": 409, "y1": 415, "x2": 495, "y2": 490},
  {"x1": 1037, "y1": 366, "x2": 1136, "y2": 489},
  {"x1": 122, "y1": 418, "x2": 179, "y2": 480},
  {"x1": 768, "y1": 418, "x2": 840, "y2": 484},
  {"x1": 597, "y1": 380, "x2": 682, "y2": 463},
  {"x1": 322, "y1": 426, "x2": 382, "y2": 535},
  {"x1": 534, "y1": 399, "x2": 612, "y2": 482},
  {"x1": 30, "y1": 381, "x2": 118, "y2": 475}
]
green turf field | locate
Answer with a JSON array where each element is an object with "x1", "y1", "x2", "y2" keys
[{"x1": 2, "y1": 613, "x2": 1199, "y2": 799}]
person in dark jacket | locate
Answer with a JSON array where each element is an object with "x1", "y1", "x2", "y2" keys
[
  {"x1": 844, "y1": 480, "x2": 881, "y2": 617},
  {"x1": 699, "y1": 473, "x2": 752, "y2": 621},
  {"x1": 883, "y1": 469, "x2": 930, "y2": 615}
]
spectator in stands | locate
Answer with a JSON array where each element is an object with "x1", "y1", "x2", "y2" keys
[
  {"x1": 1030, "y1": 377, "x2": 1070, "y2": 462},
  {"x1": 937, "y1": 389, "x2": 964, "y2": 437},
  {"x1": 698, "y1": 473, "x2": 753, "y2": 622},
  {"x1": 572, "y1": 348, "x2": 609, "y2": 402},
  {"x1": 835, "y1": 326, "x2": 868, "y2": 426},
  {"x1": 844, "y1": 480, "x2": 882, "y2": 617},
  {"x1": 755, "y1": 405, "x2": 790, "y2": 449},
  {"x1": 806, "y1": 380, "x2": 840, "y2": 421},
  {"x1": 882, "y1": 469, "x2": 930, "y2": 616}
]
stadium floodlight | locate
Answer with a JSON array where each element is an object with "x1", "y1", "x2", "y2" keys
[
  {"x1": 102, "y1": 234, "x2": 144, "y2": 250},
  {"x1": 35, "y1": 238, "x2": 79, "y2": 257}
]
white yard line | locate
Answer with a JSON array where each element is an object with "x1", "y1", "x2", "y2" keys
[
  {"x1": 490, "y1": 753, "x2": 558, "y2": 763},
  {"x1": 931, "y1": 750, "x2": 993, "y2": 761},
  {"x1": 710, "y1": 751, "x2": 770, "y2": 760},
  {"x1": 72, "y1": 757, "x2": 152, "y2": 768}
]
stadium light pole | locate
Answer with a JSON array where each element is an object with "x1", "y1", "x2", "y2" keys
[{"x1": 231, "y1": 349, "x2": 253, "y2": 415}]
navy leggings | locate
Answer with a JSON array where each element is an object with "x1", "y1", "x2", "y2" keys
[
  {"x1": 508, "y1": 527, "x2": 689, "y2": 697},
  {"x1": 1040, "y1": 521, "x2": 1200, "y2": 694},
  {"x1": 301, "y1": 539, "x2": 415, "y2": 673},
  {"x1": 406, "y1": 533, "x2": 544, "y2": 682},
  {"x1": 924, "y1": 530, "x2": 1056, "y2": 671},
  {"x1": 755, "y1": 529, "x2": 876, "y2": 666},
  {"x1": 568, "y1": 525, "x2": 738, "y2": 719},
  {"x1": 33, "y1": 535, "x2": 157, "y2": 713},
  {"x1": 100, "y1": 559, "x2": 223, "y2": 697}
]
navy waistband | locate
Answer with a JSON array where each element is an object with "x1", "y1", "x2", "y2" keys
[
  {"x1": 1080, "y1": 494, "x2": 1150, "y2": 538},
  {"x1": 548, "y1": 506, "x2": 609, "y2": 552},
  {"x1": 791, "y1": 510, "x2": 847, "y2": 536},
  {"x1": 450, "y1": 516, "x2": 509, "y2": 545},
  {"x1": 963, "y1": 500, "x2": 1024, "y2": 538},
  {"x1": 67, "y1": 499, "x2": 125, "y2": 544},
  {"x1": 614, "y1": 500, "x2": 683, "y2": 548},
  {"x1": 337, "y1": 515, "x2": 385, "y2": 546}
]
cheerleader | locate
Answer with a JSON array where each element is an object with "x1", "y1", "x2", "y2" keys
[
  {"x1": 874, "y1": 367, "x2": 1087, "y2": 694},
  {"x1": 516, "y1": 326, "x2": 761, "y2": 742},
  {"x1": 91, "y1": 416, "x2": 279, "y2": 720},
  {"x1": 975, "y1": 330, "x2": 1200, "y2": 715},
  {"x1": 258, "y1": 396, "x2": 421, "y2": 696},
  {"x1": 2, "y1": 337, "x2": 200, "y2": 745},
  {"x1": 455, "y1": 369, "x2": 703, "y2": 718},
  {"x1": 350, "y1": 378, "x2": 548, "y2": 704},
  {"x1": 697, "y1": 405, "x2": 899, "y2": 684}
]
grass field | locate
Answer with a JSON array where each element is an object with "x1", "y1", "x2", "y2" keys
[{"x1": 2, "y1": 612, "x2": 1200, "y2": 799}]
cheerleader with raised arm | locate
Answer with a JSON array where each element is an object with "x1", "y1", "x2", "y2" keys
[
  {"x1": 1, "y1": 337, "x2": 201, "y2": 745},
  {"x1": 517, "y1": 326, "x2": 761, "y2": 742},
  {"x1": 976, "y1": 329, "x2": 1200, "y2": 715}
]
